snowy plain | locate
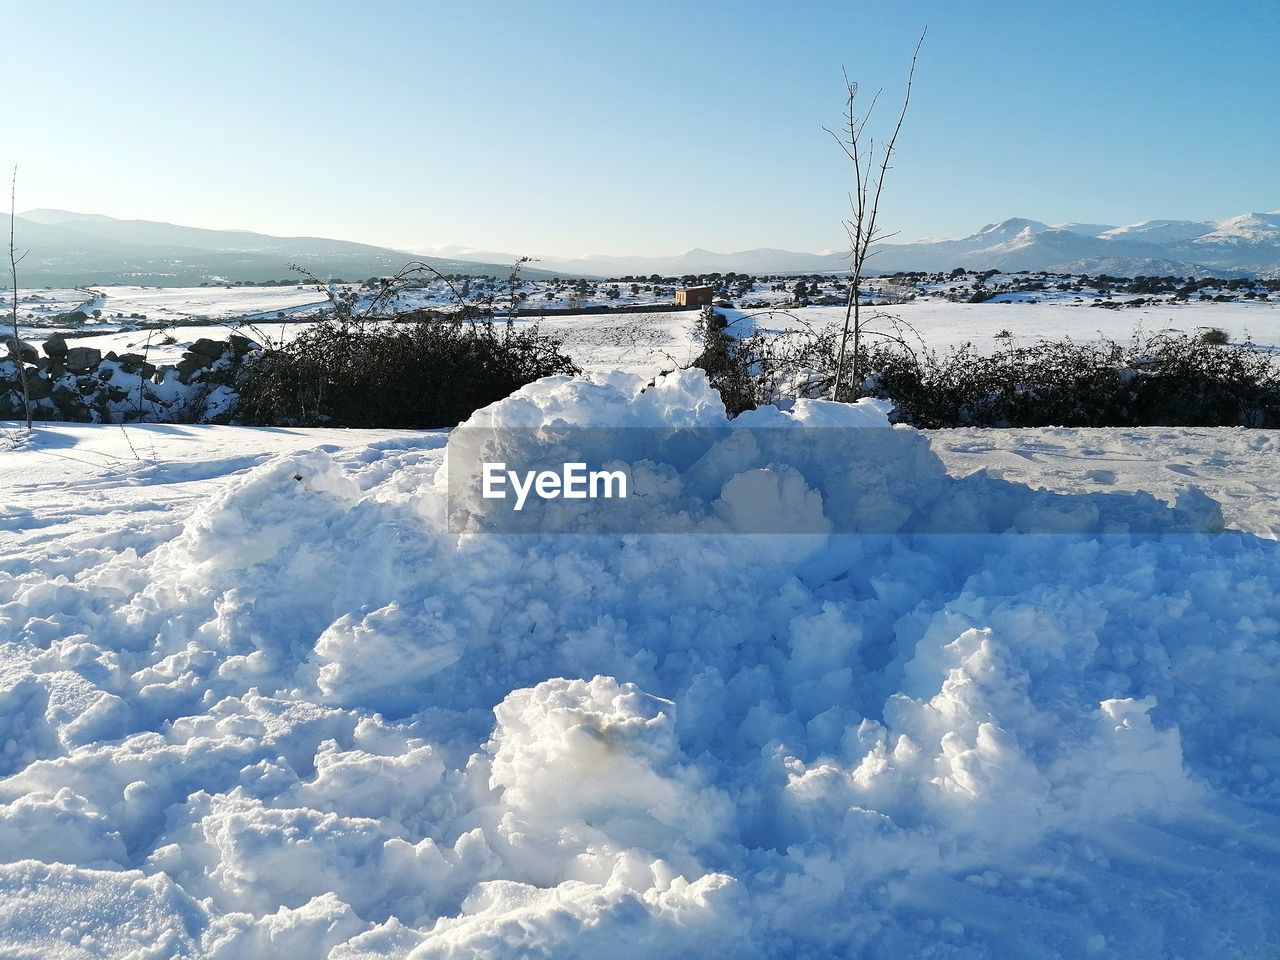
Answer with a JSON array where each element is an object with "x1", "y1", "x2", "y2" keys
[
  {"x1": 2, "y1": 363, "x2": 1279, "y2": 958},
  {"x1": 15, "y1": 282, "x2": 1280, "y2": 383}
]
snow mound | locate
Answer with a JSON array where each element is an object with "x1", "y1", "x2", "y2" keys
[
  {"x1": 1, "y1": 368, "x2": 1277, "y2": 958},
  {"x1": 446, "y1": 370, "x2": 1220, "y2": 536}
]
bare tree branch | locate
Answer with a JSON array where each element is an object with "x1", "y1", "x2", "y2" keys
[
  {"x1": 8, "y1": 165, "x2": 33, "y2": 431},
  {"x1": 831, "y1": 28, "x2": 926, "y2": 401}
]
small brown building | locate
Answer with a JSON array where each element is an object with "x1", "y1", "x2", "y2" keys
[{"x1": 675, "y1": 285, "x2": 714, "y2": 307}]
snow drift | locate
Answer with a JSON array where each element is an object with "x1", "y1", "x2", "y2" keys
[{"x1": 0, "y1": 369, "x2": 1277, "y2": 958}]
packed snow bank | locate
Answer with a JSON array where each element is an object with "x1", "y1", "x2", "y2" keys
[
  {"x1": 1, "y1": 369, "x2": 1278, "y2": 958},
  {"x1": 446, "y1": 375, "x2": 1221, "y2": 535}
]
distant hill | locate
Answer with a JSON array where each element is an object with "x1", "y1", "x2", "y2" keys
[
  {"x1": 5, "y1": 210, "x2": 559, "y2": 286},
  {"x1": 416, "y1": 210, "x2": 1280, "y2": 279},
  {"x1": 8, "y1": 207, "x2": 1277, "y2": 287},
  {"x1": 411, "y1": 243, "x2": 847, "y2": 278}
]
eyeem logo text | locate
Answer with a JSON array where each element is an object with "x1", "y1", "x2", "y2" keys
[{"x1": 481, "y1": 463, "x2": 628, "y2": 511}]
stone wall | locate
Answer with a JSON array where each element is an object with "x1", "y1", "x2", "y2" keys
[{"x1": 1, "y1": 333, "x2": 261, "y2": 424}]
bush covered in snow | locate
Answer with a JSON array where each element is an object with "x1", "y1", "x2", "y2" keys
[
  {"x1": 236, "y1": 313, "x2": 579, "y2": 428},
  {"x1": 701, "y1": 323, "x2": 1280, "y2": 427},
  {"x1": 880, "y1": 332, "x2": 1280, "y2": 427}
]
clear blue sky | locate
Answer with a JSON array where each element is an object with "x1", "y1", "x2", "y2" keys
[{"x1": 5, "y1": 0, "x2": 1277, "y2": 257}]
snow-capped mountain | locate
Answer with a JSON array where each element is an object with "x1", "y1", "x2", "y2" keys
[
  {"x1": 1099, "y1": 220, "x2": 1214, "y2": 245},
  {"x1": 10, "y1": 208, "x2": 1279, "y2": 285},
  {"x1": 1206, "y1": 211, "x2": 1280, "y2": 242},
  {"x1": 419, "y1": 210, "x2": 1280, "y2": 279},
  {"x1": 863, "y1": 212, "x2": 1280, "y2": 277}
]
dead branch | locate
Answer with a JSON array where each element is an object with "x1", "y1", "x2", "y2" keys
[
  {"x1": 8, "y1": 166, "x2": 32, "y2": 430},
  {"x1": 831, "y1": 28, "x2": 926, "y2": 401}
]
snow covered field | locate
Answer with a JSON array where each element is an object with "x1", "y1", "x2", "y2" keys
[
  {"x1": 15, "y1": 286, "x2": 330, "y2": 328},
  {"x1": 2, "y1": 370, "x2": 1278, "y2": 958},
  {"x1": 12, "y1": 310, "x2": 702, "y2": 379},
  {"x1": 16, "y1": 285, "x2": 1280, "y2": 383},
  {"x1": 742, "y1": 299, "x2": 1280, "y2": 357},
  {"x1": 931, "y1": 426, "x2": 1280, "y2": 538}
]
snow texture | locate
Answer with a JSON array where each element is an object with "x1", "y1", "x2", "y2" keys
[{"x1": 1, "y1": 368, "x2": 1278, "y2": 958}]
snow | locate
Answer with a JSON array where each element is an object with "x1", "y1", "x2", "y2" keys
[
  {"x1": 516, "y1": 311, "x2": 700, "y2": 376},
  {"x1": 2, "y1": 370, "x2": 1279, "y2": 957},
  {"x1": 13, "y1": 283, "x2": 1280, "y2": 387},
  {"x1": 11, "y1": 286, "x2": 329, "y2": 327},
  {"x1": 12, "y1": 288, "x2": 702, "y2": 378},
  {"x1": 1204, "y1": 212, "x2": 1280, "y2": 243},
  {"x1": 21, "y1": 298, "x2": 1280, "y2": 391},
  {"x1": 742, "y1": 298, "x2": 1280, "y2": 357},
  {"x1": 1100, "y1": 220, "x2": 1213, "y2": 244},
  {"x1": 929, "y1": 426, "x2": 1280, "y2": 538}
]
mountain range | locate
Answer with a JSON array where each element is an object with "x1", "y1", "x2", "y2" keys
[
  {"x1": 5, "y1": 208, "x2": 1278, "y2": 287},
  {"x1": 3, "y1": 210, "x2": 559, "y2": 287},
  {"x1": 414, "y1": 212, "x2": 1280, "y2": 279}
]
